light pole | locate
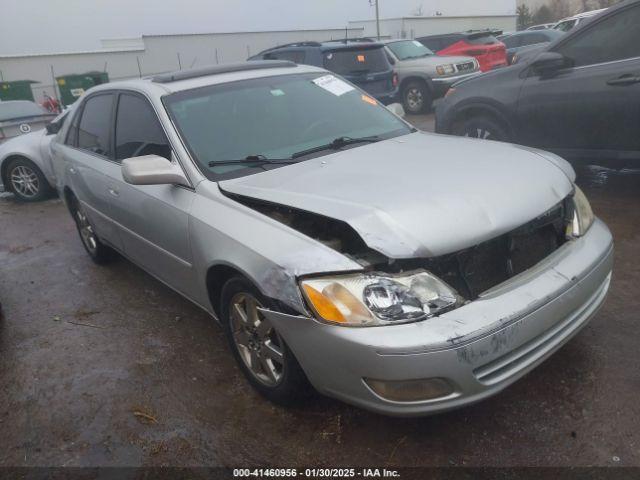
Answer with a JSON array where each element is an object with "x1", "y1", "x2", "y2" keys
[{"x1": 369, "y1": 0, "x2": 381, "y2": 40}]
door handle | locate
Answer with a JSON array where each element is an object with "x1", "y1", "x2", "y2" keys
[
  {"x1": 69, "y1": 166, "x2": 76, "y2": 174},
  {"x1": 607, "y1": 74, "x2": 640, "y2": 86},
  {"x1": 108, "y1": 187, "x2": 120, "y2": 197}
]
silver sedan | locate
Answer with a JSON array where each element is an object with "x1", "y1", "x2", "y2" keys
[
  {"x1": 50, "y1": 61, "x2": 613, "y2": 416},
  {"x1": 0, "y1": 109, "x2": 69, "y2": 202}
]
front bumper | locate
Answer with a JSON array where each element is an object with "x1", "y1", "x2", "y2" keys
[
  {"x1": 431, "y1": 72, "x2": 482, "y2": 98},
  {"x1": 261, "y1": 219, "x2": 613, "y2": 416}
]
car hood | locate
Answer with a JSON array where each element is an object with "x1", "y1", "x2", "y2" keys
[{"x1": 220, "y1": 132, "x2": 574, "y2": 259}]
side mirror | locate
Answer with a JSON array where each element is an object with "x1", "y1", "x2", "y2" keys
[
  {"x1": 386, "y1": 103, "x2": 406, "y2": 118},
  {"x1": 121, "y1": 155, "x2": 189, "y2": 187},
  {"x1": 45, "y1": 122, "x2": 61, "y2": 135},
  {"x1": 531, "y1": 51, "x2": 568, "y2": 75}
]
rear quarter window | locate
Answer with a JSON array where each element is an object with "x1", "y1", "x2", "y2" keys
[
  {"x1": 323, "y1": 48, "x2": 390, "y2": 74},
  {"x1": 264, "y1": 50, "x2": 306, "y2": 63}
]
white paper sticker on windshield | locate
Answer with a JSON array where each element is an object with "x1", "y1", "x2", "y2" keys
[
  {"x1": 312, "y1": 75, "x2": 354, "y2": 96},
  {"x1": 413, "y1": 40, "x2": 423, "y2": 47}
]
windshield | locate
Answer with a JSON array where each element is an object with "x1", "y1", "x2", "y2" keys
[
  {"x1": 323, "y1": 47, "x2": 390, "y2": 75},
  {"x1": 164, "y1": 73, "x2": 412, "y2": 180},
  {"x1": 387, "y1": 40, "x2": 434, "y2": 60},
  {"x1": 0, "y1": 101, "x2": 48, "y2": 122}
]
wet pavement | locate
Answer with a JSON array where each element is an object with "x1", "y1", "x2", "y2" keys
[{"x1": 0, "y1": 113, "x2": 639, "y2": 468}]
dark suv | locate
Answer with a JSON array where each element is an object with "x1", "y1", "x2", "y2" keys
[
  {"x1": 249, "y1": 40, "x2": 398, "y2": 104},
  {"x1": 435, "y1": 0, "x2": 640, "y2": 162}
]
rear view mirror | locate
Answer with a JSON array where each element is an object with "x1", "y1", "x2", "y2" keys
[
  {"x1": 386, "y1": 103, "x2": 406, "y2": 118},
  {"x1": 121, "y1": 155, "x2": 189, "y2": 187},
  {"x1": 531, "y1": 51, "x2": 569, "y2": 76}
]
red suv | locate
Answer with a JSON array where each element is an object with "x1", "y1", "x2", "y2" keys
[{"x1": 417, "y1": 31, "x2": 508, "y2": 72}]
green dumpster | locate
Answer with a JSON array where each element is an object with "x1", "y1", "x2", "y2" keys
[
  {"x1": 56, "y1": 72, "x2": 109, "y2": 106},
  {"x1": 0, "y1": 80, "x2": 36, "y2": 102}
]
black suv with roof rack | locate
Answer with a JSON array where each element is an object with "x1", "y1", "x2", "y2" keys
[{"x1": 249, "y1": 40, "x2": 398, "y2": 104}]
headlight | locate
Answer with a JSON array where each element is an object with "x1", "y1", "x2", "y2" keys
[
  {"x1": 300, "y1": 271, "x2": 462, "y2": 327},
  {"x1": 436, "y1": 64, "x2": 456, "y2": 76},
  {"x1": 567, "y1": 186, "x2": 594, "y2": 237}
]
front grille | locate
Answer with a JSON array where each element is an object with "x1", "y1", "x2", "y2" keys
[
  {"x1": 456, "y1": 61, "x2": 475, "y2": 73},
  {"x1": 392, "y1": 200, "x2": 572, "y2": 300}
]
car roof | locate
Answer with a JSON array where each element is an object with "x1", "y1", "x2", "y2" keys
[
  {"x1": 256, "y1": 39, "x2": 384, "y2": 56},
  {"x1": 501, "y1": 29, "x2": 562, "y2": 38},
  {"x1": 558, "y1": 7, "x2": 607, "y2": 21},
  {"x1": 82, "y1": 61, "x2": 326, "y2": 96}
]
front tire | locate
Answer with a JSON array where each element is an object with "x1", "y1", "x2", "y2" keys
[
  {"x1": 6, "y1": 157, "x2": 52, "y2": 202},
  {"x1": 221, "y1": 276, "x2": 310, "y2": 405},
  {"x1": 454, "y1": 115, "x2": 510, "y2": 142},
  {"x1": 402, "y1": 81, "x2": 432, "y2": 114}
]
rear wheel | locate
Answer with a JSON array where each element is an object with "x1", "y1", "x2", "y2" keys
[
  {"x1": 6, "y1": 157, "x2": 51, "y2": 202},
  {"x1": 221, "y1": 276, "x2": 310, "y2": 404},
  {"x1": 402, "y1": 81, "x2": 432, "y2": 114},
  {"x1": 454, "y1": 115, "x2": 510, "y2": 142},
  {"x1": 69, "y1": 197, "x2": 116, "y2": 264}
]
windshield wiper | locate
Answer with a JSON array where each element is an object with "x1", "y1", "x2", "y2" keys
[
  {"x1": 208, "y1": 154, "x2": 300, "y2": 168},
  {"x1": 291, "y1": 136, "x2": 381, "y2": 159}
]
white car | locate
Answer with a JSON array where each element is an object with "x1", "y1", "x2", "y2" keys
[
  {"x1": 0, "y1": 109, "x2": 69, "y2": 202},
  {"x1": 553, "y1": 8, "x2": 607, "y2": 32}
]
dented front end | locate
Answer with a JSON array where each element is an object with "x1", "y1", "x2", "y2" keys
[{"x1": 258, "y1": 219, "x2": 613, "y2": 416}]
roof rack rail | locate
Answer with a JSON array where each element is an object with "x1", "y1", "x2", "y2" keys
[
  {"x1": 257, "y1": 41, "x2": 322, "y2": 55},
  {"x1": 324, "y1": 37, "x2": 378, "y2": 44},
  {"x1": 151, "y1": 60, "x2": 296, "y2": 83}
]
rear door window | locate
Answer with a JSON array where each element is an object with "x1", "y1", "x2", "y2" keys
[
  {"x1": 323, "y1": 48, "x2": 390, "y2": 74},
  {"x1": 77, "y1": 94, "x2": 114, "y2": 157}
]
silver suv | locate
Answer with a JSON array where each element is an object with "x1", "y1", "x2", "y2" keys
[
  {"x1": 52, "y1": 60, "x2": 613, "y2": 416},
  {"x1": 383, "y1": 39, "x2": 481, "y2": 113}
]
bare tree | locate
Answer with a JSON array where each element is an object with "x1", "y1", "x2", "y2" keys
[
  {"x1": 549, "y1": 0, "x2": 572, "y2": 19},
  {"x1": 517, "y1": 4, "x2": 533, "y2": 29},
  {"x1": 532, "y1": 4, "x2": 554, "y2": 24}
]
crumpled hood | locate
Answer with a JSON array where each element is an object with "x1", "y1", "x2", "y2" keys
[{"x1": 220, "y1": 132, "x2": 574, "y2": 259}]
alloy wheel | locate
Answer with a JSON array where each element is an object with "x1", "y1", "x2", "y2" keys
[
  {"x1": 10, "y1": 165, "x2": 40, "y2": 198},
  {"x1": 405, "y1": 87, "x2": 424, "y2": 112},
  {"x1": 230, "y1": 292, "x2": 285, "y2": 387},
  {"x1": 465, "y1": 128, "x2": 493, "y2": 140},
  {"x1": 76, "y1": 209, "x2": 98, "y2": 255}
]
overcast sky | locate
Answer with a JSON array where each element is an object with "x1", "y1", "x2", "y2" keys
[{"x1": 0, "y1": 0, "x2": 515, "y2": 55}]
